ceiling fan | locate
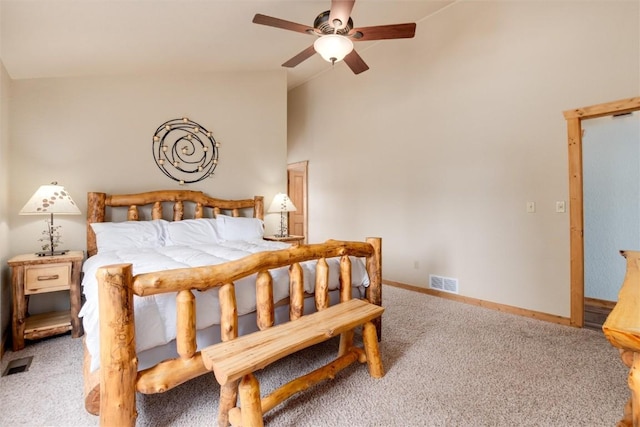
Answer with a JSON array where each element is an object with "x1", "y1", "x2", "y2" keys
[{"x1": 252, "y1": 0, "x2": 416, "y2": 75}]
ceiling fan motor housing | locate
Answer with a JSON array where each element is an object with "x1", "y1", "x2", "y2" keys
[{"x1": 314, "y1": 10, "x2": 353, "y2": 35}]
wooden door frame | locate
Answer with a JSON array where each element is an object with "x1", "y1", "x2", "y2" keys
[{"x1": 563, "y1": 96, "x2": 640, "y2": 327}]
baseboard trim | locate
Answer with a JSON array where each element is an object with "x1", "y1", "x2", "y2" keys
[
  {"x1": 583, "y1": 297, "x2": 614, "y2": 331},
  {"x1": 383, "y1": 280, "x2": 572, "y2": 327},
  {"x1": 584, "y1": 297, "x2": 616, "y2": 310}
]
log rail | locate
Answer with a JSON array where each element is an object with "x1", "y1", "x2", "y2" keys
[{"x1": 97, "y1": 237, "x2": 382, "y2": 427}]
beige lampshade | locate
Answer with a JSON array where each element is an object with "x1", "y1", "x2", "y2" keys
[
  {"x1": 268, "y1": 193, "x2": 297, "y2": 213},
  {"x1": 19, "y1": 183, "x2": 81, "y2": 215}
]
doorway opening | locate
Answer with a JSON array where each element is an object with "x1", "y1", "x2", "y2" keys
[
  {"x1": 563, "y1": 96, "x2": 640, "y2": 327},
  {"x1": 287, "y1": 161, "x2": 308, "y2": 243}
]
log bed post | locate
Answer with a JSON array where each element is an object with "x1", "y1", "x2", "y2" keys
[
  {"x1": 98, "y1": 263, "x2": 138, "y2": 427},
  {"x1": 365, "y1": 237, "x2": 383, "y2": 339},
  {"x1": 253, "y1": 196, "x2": 264, "y2": 219},
  {"x1": 86, "y1": 192, "x2": 106, "y2": 258}
]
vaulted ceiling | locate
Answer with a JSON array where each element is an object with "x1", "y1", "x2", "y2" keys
[{"x1": 0, "y1": 0, "x2": 453, "y2": 89}]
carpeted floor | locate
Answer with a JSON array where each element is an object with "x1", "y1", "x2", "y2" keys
[{"x1": 0, "y1": 285, "x2": 630, "y2": 426}]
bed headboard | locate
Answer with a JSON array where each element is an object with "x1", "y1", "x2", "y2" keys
[{"x1": 86, "y1": 190, "x2": 264, "y2": 257}]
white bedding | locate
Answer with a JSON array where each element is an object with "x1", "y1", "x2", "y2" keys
[{"x1": 79, "y1": 239, "x2": 370, "y2": 372}]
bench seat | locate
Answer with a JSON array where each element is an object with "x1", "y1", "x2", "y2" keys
[{"x1": 203, "y1": 298, "x2": 384, "y2": 385}]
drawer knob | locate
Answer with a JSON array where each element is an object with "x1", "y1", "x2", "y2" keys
[{"x1": 37, "y1": 274, "x2": 60, "y2": 281}]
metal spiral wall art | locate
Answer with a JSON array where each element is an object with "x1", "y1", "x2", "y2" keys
[{"x1": 152, "y1": 118, "x2": 220, "y2": 184}]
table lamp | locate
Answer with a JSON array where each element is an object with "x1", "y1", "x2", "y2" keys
[
  {"x1": 267, "y1": 193, "x2": 297, "y2": 238},
  {"x1": 19, "y1": 182, "x2": 81, "y2": 256}
]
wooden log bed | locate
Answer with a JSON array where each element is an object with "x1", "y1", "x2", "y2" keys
[{"x1": 81, "y1": 190, "x2": 383, "y2": 426}]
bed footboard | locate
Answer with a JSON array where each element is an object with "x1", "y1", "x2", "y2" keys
[{"x1": 95, "y1": 238, "x2": 382, "y2": 427}]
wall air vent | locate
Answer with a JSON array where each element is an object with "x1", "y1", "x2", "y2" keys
[
  {"x1": 429, "y1": 274, "x2": 444, "y2": 290},
  {"x1": 429, "y1": 274, "x2": 459, "y2": 294}
]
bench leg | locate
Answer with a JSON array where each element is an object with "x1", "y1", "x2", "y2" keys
[
  {"x1": 239, "y1": 373, "x2": 264, "y2": 427},
  {"x1": 217, "y1": 379, "x2": 239, "y2": 427},
  {"x1": 363, "y1": 321, "x2": 384, "y2": 378}
]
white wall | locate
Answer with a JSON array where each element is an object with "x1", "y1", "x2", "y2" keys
[
  {"x1": 583, "y1": 112, "x2": 640, "y2": 301},
  {"x1": 0, "y1": 61, "x2": 11, "y2": 348},
  {"x1": 288, "y1": 1, "x2": 640, "y2": 317},
  {"x1": 8, "y1": 70, "x2": 287, "y2": 313}
]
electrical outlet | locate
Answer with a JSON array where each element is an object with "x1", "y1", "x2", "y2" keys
[
  {"x1": 556, "y1": 201, "x2": 566, "y2": 213},
  {"x1": 526, "y1": 201, "x2": 536, "y2": 213}
]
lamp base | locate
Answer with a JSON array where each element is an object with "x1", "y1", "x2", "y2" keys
[{"x1": 36, "y1": 249, "x2": 69, "y2": 257}]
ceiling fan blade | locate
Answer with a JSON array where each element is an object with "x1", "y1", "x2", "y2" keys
[
  {"x1": 350, "y1": 23, "x2": 416, "y2": 41},
  {"x1": 329, "y1": 0, "x2": 356, "y2": 30},
  {"x1": 343, "y1": 50, "x2": 369, "y2": 74},
  {"x1": 253, "y1": 14, "x2": 314, "y2": 35},
  {"x1": 282, "y1": 45, "x2": 317, "y2": 68}
]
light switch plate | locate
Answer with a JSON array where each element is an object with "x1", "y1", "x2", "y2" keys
[{"x1": 526, "y1": 201, "x2": 535, "y2": 213}]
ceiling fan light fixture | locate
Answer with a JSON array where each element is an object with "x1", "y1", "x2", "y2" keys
[{"x1": 313, "y1": 34, "x2": 353, "y2": 64}]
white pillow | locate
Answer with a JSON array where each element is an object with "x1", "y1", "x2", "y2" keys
[
  {"x1": 166, "y1": 218, "x2": 220, "y2": 246},
  {"x1": 216, "y1": 214, "x2": 264, "y2": 241},
  {"x1": 91, "y1": 220, "x2": 169, "y2": 252}
]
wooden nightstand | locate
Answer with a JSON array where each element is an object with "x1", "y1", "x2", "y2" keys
[
  {"x1": 8, "y1": 250, "x2": 84, "y2": 351},
  {"x1": 263, "y1": 235, "x2": 305, "y2": 246}
]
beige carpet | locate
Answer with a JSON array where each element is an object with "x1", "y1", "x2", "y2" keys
[{"x1": 0, "y1": 285, "x2": 630, "y2": 426}]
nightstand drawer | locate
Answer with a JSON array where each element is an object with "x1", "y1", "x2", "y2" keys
[{"x1": 24, "y1": 263, "x2": 71, "y2": 294}]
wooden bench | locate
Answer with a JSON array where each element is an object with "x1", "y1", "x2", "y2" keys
[{"x1": 202, "y1": 297, "x2": 385, "y2": 427}]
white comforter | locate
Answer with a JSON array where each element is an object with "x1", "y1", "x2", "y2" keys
[{"x1": 79, "y1": 239, "x2": 369, "y2": 371}]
